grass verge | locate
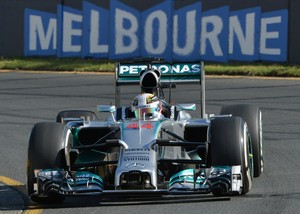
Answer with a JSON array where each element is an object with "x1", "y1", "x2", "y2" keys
[{"x1": 0, "y1": 57, "x2": 299, "y2": 77}]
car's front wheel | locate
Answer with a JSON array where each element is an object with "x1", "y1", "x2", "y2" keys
[
  {"x1": 27, "y1": 122, "x2": 66, "y2": 203},
  {"x1": 221, "y1": 104, "x2": 263, "y2": 177},
  {"x1": 209, "y1": 117, "x2": 252, "y2": 196}
]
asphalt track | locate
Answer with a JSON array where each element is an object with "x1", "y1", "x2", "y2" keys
[{"x1": 0, "y1": 71, "x2": 299, "y2": 214}]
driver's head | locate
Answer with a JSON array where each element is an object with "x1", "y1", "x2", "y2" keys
[{"x1": 131, "y1": 93, "x2": 161, "y2": 119}]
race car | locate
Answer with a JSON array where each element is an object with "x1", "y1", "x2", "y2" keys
[{"x1": 27, "y1": 58, "x2": 264, "y2": 203}]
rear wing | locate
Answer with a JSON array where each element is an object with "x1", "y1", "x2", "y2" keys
[
  {"x1": 116, "y1": 62, "x2": 201, "y2": 85},
  {"x1": 114, "y1": 60, "x2": 206, "y2": 118}
]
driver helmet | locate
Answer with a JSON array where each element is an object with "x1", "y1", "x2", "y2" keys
[{"x1": 131, "y1": 93, "x2": 162, "y2": 119}]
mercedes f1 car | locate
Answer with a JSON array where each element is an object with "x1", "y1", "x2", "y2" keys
[{"x1": 27, "y1": 59, "x2": 264, "y2": 203}]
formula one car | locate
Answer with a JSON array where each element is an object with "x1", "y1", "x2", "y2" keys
[{"x1": 27, "y1": 58, "x2": 264, "y2": 203}]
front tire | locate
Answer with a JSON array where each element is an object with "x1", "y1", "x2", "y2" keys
[
  {"x1": 221, "y1": 104, "x2": 263, "y2": 177},
  {"x1": 209, "y1": 117, "x2": 252, "y2": 196},
  {"x1": 27, "y1": 122, "x2": 66, "y2": 202}
]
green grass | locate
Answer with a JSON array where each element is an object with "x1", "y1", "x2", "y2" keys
[
  {"x1": 0, "y1": 57, "x2": 300, "y2": 77},
  {"x1": 206, "y1": 63, "x2": 300, "y2": 77},
  {"x1": 0, "y1": 57, "x2": 115, "y2": 72}
]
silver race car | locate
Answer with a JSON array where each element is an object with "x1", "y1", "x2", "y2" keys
[{"x1": 27, "y1": 59, "x2": 263, "y2": 203}]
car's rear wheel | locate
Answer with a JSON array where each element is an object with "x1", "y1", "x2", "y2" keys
[
  {"x1": 27, "y1": 122, "x2": 66, "y2": 203},
  {"x1": 209, "y1": 117, "x2": 252, "y2": 196},
  {"x1": 221, "y1": 104, "x2": 263, "y2": 177}
]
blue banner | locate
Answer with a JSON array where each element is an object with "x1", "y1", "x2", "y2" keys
[
  {"x1": 172, "y1": 2, "x2": 202, "y2": 62},
  {"x1": 141, "y1": 0, "x2": 173, "y2": 62},
  {"x1": 109, "y1": 0, "x2": 140, "y2": 59},
  {"x1": 82, "y1": 1, "x2": 109, "y2": 58},
  {"x1": 200, "y1": 6, "x2": 229, "y2": 62},
  {"x1": 57, "y1": 5, "x2": 82, "y2": 57},
  {"x1": 229, "y1": 7, "x2": 261, "y2": 61},
  {"x1": 23, "y1": 0, "x2": 289, "y2": 63},
  {"x1": 24, "y1": 9, "x2": 57, "y2": 56},
  {"x1": 260, "y1": 10, "x2": 288, "y2": 62}
]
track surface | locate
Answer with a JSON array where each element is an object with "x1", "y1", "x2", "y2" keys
[{"x1": 0, "y1": 72, "x2": 299, "y2": 214}]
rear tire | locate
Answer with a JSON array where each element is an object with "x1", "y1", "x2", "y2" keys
[
  {"x1": 209, "y1": 117, "x2": 252, "y2": 196},
  {"x1": 221, "y1": 104, "x2": 263, "y2": 177},
  {"x1": 27, "y1": 122, "x2": 66, "y2": 202}
]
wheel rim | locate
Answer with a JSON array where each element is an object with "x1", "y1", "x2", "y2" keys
[{"x1": 259, "y1": 111, "x2": 264, "y2": 173}]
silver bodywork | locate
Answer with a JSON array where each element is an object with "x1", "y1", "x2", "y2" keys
[
  {"x1": 32, "y1": 60, "x2": 250, "y2": 200},
  {"x1": 35, "y1": 110, "x2": 246, "y2": 196}
]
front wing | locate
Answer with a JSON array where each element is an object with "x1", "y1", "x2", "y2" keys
[{"x1": 34, "y1": 165, "x2": 244, "y2": 198}]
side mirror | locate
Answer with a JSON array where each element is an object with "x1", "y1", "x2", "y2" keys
[
  {"x1": 176, "y1": 103, "x2": 196, "y2": 111},
  {"x1": 97, "y1": 105, "x2": 117, "y2": 122},
  {"x1": 97, "y1": 105, "x2": 116, "y2": 113}
]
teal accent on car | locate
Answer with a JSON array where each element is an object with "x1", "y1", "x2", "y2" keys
[{"x1": 168, "y1": 169, "x2": 204, "y2": 189}]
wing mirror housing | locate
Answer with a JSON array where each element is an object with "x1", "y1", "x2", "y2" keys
[
  {"x1": 97, "y1": 105, "x2": 116, "y2": 113},
  {"x1": 97, "y1": 105, "x2": 117, "y2": 122},
  {"x1": 176, "y1": 103, "x2": 196, "y2": 111}
]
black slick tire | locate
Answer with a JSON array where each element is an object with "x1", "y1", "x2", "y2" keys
[
  {"x1": 221, "y1": 104, "x2": 263, "y2": 177},
  {"x1": 209, "y1": 117, "x2": 252, "y2": 196},
  {"x1": 27, "y1": 122, "x2": 65, "y2": 202}
]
